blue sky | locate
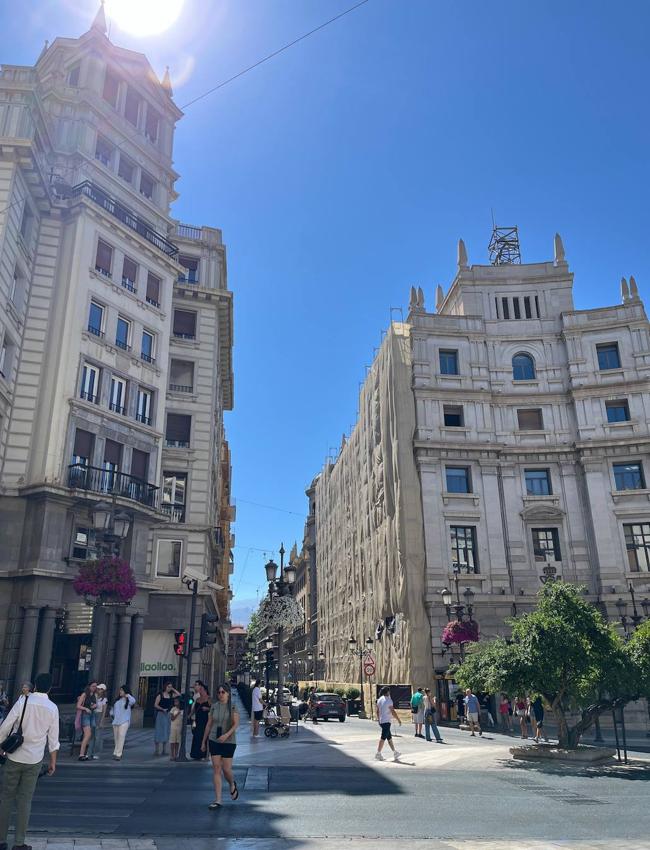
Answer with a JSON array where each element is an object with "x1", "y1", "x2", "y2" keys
[{"x1": 3, "y1": 0, "x2": 650, "y2": 623}]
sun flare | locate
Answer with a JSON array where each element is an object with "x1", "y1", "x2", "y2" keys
[{"x1": 104, "y1": 0, "x2": 185, "y2": 37}]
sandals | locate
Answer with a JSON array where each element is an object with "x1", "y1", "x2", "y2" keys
[
  {"x1": 208, "y1": 801, "x2": 222, "y2": 810},
  {"x1": 230, "y1": 781, "x2": 239, "y2": 801}
]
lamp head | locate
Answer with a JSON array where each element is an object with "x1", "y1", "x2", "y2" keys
[
  {"x1": 441, "y1": 587, "x2": 452, "y2": 607},
  {"x1": 112, "y1": 510, "x2": 131, "y2": 540},
  {"x1": 283, "y1": 562, "x2": 296, "y2": 585},
  {"x1": 91, "y1": 500, "x2": 112, "y2": 532},
  {"x1": 265, "y1": 558, "x2": 278, "y2": 583}
]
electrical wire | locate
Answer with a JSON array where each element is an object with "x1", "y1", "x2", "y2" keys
[{"x1": 235, "y1": 498, "x2": 304, "y2": 517}]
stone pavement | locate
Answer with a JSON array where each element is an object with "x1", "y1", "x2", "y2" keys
[{"x1": 25, "y1": 839, "x2": 650, "y2": 849}]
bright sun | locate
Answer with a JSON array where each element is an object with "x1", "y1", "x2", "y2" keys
[{"x1": 105, "y1": 0, "x2": 185, "y2": 37}]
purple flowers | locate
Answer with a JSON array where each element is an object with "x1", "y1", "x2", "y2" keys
[
  {"x1": 72, "y1": 556, "x2": 137, "y2": 604},
  {"x1": 442, "y1": 619, "x2": 479, "y2": 646}
]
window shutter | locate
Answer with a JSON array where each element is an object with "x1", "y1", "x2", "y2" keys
[
  {"x1": 73, "y1": 429, "x2": 94, "y2": 459},
  {"x1": 166, "y1": 414, "x2": 191, "y2": 442},
  {"x1": 104, "y1": 439, "x2": 122, "y2": 465},
  {"x1": 173, "y1": 310, "x2": 196, "y2": 335},
  {"x1": 131, "y1": 449, "x2": 149, "y2": 480}
]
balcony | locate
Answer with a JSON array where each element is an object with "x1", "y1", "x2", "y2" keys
[
  {"x1": 161, "y1": 503, "x2": 186, "y2": 523},
  {"x1": 169, "y1": 384, "x2": 193, "y2": 393},
  {"x1": 109, "y1": 402, "x2": 126, "y2": 415},
  {"x1": 80, "y1": 391, "x2": 98, "y2": 404},
  {"x1": 135, "y1": 412, "x2": 152, "y2": 426},
  {"x1": 87, "y1": 325, "x2": 104, "y2": 339},
  {"x1": 121, "y1": 277, "x2": 137, "y2": 294},
  {"x1": 141, "y1": 352, "x2": 156, "y2": 364},
  {"x1": 95, "y1": 266, "x2": 112, "y2": 279},
  {"x1": 71, "y1": 181, "x2": 178, "y2": 258},
  {"x1": 165, "y1": 439, "x2": 190, "y2": 449},
  {"x1": 173, "y1": 332, "x2": 195, "y2": 340},
  {"x1": 146, "y1": 296, "x2": 160, "y2": 308},
  {"x1": 115, "y1": 340, "x2": 131, "y2": 352},
  {"x1": 177, "y1": 273, "x2": 199, "y2": 285},
  {"x1": 68, "y1": 463, "x2": 159, "y2": 509}
]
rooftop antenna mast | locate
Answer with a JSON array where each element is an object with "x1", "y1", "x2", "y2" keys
[{"x1": 488, "y1": 221, "x2": 521, "y2": 265}]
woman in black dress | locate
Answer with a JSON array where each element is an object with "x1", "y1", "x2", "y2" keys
[{"x1": 190, "y1": 680, "x2": 211, "y2": 760}]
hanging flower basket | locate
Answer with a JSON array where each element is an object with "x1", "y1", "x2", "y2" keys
[
  {"x1": 258, "y1": 595, "x2": 304, "y2": 630},
  {"x1": 441, "y1": 619, "x2": 479, "y2": 646},
  {"x1": 72, "y1": 556, "x2": 137, "y2": 606}
]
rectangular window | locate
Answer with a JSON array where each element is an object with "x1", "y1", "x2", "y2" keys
[
  {"x1": 140, "y1": 171, "x2": 155, "y2": 200},
  {"x1": 450, "y1": 526, "x2": 478, "y2": 573},
  {"x1": 67, "y1": 65, "x2": 80, "y2": 87},
  {"x1": 80, "y1": 363, "x2": 100, "y2": 403},
  {"x1": 72, "y1": 428, "x2": 94, "y2": 465},
  {"x1": 178, "y1": 256, "x2": 199, "y2": 284},
  {"x1": 534, "y1": 295, "x2": 540, "y2": 318},
  {"x1": 156, "y1": 540, "x2": 182, "y2": 577},
  {"x1": 20, "y1": 205, "x2": 33, "y2": 243},
  {"x1": 439, "y1": 349, "x2": 459, "y2": 375},
  {"x1": 131, "y1": 448, "x2": 149, "y2": 481},
  {"x1": 118, "y1": 155, "x2": 135, "y2": 184},
  {"x1": 525, "y1": 469, "x2": 551, "y2": 496},
  {"x1": 163, "y1": 472, "x2": 187, "y2": 523},
  {"x1": 606, "y1": 400, "x2": 630, "y2": 423},
  {"x1": 145, "y1": 107, "x2": 160, "y2": 143},
  {"x1": 72, "y1": 527, "x2": 97, "y2": 560},
  {"x1": 524, "y1": 296, "x2": 532, "y2": 319},
  {"x1": 446, "y1": 466, "x2": 471, "y2": 493},
  {"x1": 109, "y1": 376, "x2": 127, "y2": 415},
  {"x1": 95, "y1": 135, "x2": 113, "y2": 167},
  {"x1": 136, "y1": 387, "x2": 152, "y2": 425},
  {"x1": 169, "y1": 359, "x2": 194, "y2": 393},
  {"x1": 513, "y1": 297, "x2": 521, "y2": 319},
  {"x1": 124, "y1": 87, "x2": 140, "y2": 126},
  {"x1": 95, "y1": 240, "x2": 112, "y2": 277},
  {"x1": 443, "y1": 405, "x2": 464, "y2": 427},
  {"x1": 146, "y1": 272, "x2": 161, "y2": 308},
  {"x1": 501, "y1": 297, "x2": 510, "y2": 320},
  {"x1": 597, "y1": 343, "x2": 621, "y2": 371},
  {"x1": 172, "y1": 309, "x2": 196, "y2": 339},
  {"x1": 624, "y1": 523, "x2": 650, "y2": 572},
  {"x1": 121, "y1": 256, "x2": 138, "y2": 292},
  {"x1": 102, "y1": 439, "x2": 122, "y2": 490},
  {"x1": 494, "y1": 297, "x2": 500, "y2": 319},
  {"x1": 532, "y1": 528, "x2": 561, "y2": 562},
  {"x1": 141, "y1": 330, "x2": 155, "y2": 363},
  {"x1": 0, "y1": 339, "x2": 8, "y2": 379},
  {"x1": 613, "y1": 461, "x2": 645, "y2": 491},
  {"x1": 88, "y1": 301, "x2": 104, "y2": 337},
  {"x1": 165, "y1": 413, "x2": 191, "y2": 448},
  {"x1": 116, "y1": 317, "x2": 131, "y2": 351},
  {"x1": 517, "y1": 408, "x2": 543, "y2": 430},
  {"x1": 102, "y1": 70, "x2": 119, "y2": 107}
]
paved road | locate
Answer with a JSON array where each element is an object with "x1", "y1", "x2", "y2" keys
[{"x1": 23, "y1": 706, "x2": 650, "y2": 845}]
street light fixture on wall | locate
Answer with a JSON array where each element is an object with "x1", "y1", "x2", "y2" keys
[{"x1": 91, "y1": 499, "x2": 131, "y2": 555}]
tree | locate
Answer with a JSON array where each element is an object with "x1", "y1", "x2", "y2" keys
[
  {"x1": 627, "y1": 620, "x2": 650, "y2": 696},
  {"x1": 454, "y1": 582, "x2": 640, "y2": 749}
]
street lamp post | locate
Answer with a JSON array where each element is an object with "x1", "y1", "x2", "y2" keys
[
  {"x1": 440, "y1": 569, "x2": 474, "y2": 662},
  {"x1": 91, "y1": 497, "x2": 132, "y2": 556},
  {"x1": 263, "y1": 544, "x2": 296, "y2": 707},
  {"x1": 264, "y1": 636, "x2": 273, "y2": 694},
  {"x1": 349, "y1": 636, "x2": 374, "y2": 717}
]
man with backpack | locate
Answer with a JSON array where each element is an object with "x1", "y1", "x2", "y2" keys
[{"x1": 0, "y1": 672, "x2": 60, "y2": 850}]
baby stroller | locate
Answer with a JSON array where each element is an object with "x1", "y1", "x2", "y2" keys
[{"x1": 262, "y1": 706, "x2": 290, "y2": 738}]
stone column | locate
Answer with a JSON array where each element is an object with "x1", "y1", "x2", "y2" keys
[
  {"x1": 89, "y1": 607, "x2": 109, "y2": 682},
  {"x1": 127, "y1": 614, "x2": 144, "y2": 697},
  {"x1": 112, "y1": 612, "x2": 133, "y2": 693},
  {"x1": 35, "y1": 607, "x2": 57, "y2": 677},
  {"x1": 14, "y1": 607, "x2": 40, "y2": 694}
]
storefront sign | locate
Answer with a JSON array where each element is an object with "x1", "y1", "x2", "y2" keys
[
  {"x1": 376, "y1": 683, "x2": 412, "y2": 709},
  {"x1": 140, "y1": 630, "x2": 179, "y2": 677}
]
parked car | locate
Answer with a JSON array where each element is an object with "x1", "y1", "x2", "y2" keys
[{"x1": 312, "y1": 692, "x2": 346, "y2": 722}]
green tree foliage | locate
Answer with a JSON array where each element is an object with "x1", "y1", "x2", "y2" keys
[
  {"x1": 627, "y1": 620, "x2": 650, "y2": 695},
  {"x1": 455, "y1": 582, "x2": 642, "y2": 749}
]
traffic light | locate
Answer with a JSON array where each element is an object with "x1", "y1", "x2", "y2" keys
[
  {"x1": 174, "y1": 629, "x2": 186, "y2": 656},
  {"x1": 199, "y1": 612, "x2": 218, "y2": 648}
]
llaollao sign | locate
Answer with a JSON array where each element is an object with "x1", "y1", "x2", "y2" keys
[
  {"x1": 139, "y1": 630, "x2": 179, "y2": 678},
  {"x1": 140, "y1": 661, "x2": 177, "y2": 673}
]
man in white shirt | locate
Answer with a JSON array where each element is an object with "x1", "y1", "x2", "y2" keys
[
  {"x1": 251, "y1": 680, "x2": 264, "y2": 738},
  {"x1": 375, "y1": 686, "x2": 402, "y2": 761},
  {"x1": 0, "y1": 672, "x2": 59, "y2": 850}
]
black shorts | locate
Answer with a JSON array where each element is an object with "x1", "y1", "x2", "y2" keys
[
  {"x1": 254, "y1": 710, "x2": 263, "y2": 721},
  {"x1": 208, "y1": 740, "x2": 236, "y2": 759},
  {"x1": 380, "y1": 722, "x2": 392, "y2": 740}
]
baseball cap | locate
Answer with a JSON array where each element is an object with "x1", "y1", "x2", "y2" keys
[{"x1": 97, "y1": 683, "x2": 107, "y2": 690}]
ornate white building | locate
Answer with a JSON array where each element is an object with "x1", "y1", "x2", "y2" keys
[
  {"x1": 315, "y1": 233, "x2": 650, "y2": 708},
  {"x1": 0, "y1": 7, "x2": 234, "y2": 708}
]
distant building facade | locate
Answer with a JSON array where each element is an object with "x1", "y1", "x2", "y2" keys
[
  {"x1": 315, "y1": 234, "x2": 650, "y2": 708},
  {"x1": 226, "y1": 625, "x2": 247, "y2": 675},
  {"x1": 0, "y1": 8, "x2": 234, "y2": 708}
]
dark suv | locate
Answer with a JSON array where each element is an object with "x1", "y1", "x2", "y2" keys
[{"x1": 312, "y1": 692, "x2": 346, "y2": 722}]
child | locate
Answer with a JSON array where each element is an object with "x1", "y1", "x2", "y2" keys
[{"x1": 169, "y1": 697, "x2": 183, "y2": 760}]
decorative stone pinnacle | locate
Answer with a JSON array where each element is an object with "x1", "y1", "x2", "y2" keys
[
  {"x1": 554, "y1": 232, "x2": 566, "y2": 264},
  {"x1": 457, "y1": 238, "x2": 468, "y2": 269}
]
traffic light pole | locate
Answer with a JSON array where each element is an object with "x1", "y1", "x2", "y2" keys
[{"x1": 176, "y1": 578, "x2": 198, "y2": 762}]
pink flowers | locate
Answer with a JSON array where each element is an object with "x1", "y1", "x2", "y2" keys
[
  {"x1": 72, "y1": 556, "x2": 137, "y2": 604},
  {"x1": 442, "y1": 619, "x2": 479, "y2": 646}
]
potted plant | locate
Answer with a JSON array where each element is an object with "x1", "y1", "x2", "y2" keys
[
  {"x1": 441, "y1": 619, "x2": 479, "y2": 646},
  {"x1": 72, "y1": 556, "x2": 137, "y2": 606}
]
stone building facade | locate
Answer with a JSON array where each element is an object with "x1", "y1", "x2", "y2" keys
[
  {"x1": 315, "y1": 234, "x2": 650, "y2": 706},
  {"x1": 0, "y1": 8, "x2": 234, "y2": 709}
]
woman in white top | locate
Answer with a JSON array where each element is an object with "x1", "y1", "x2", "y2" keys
[
  {"x1": 89, "y1": 684, "x2": 108, "y2": 759},
  {"x1": 111, "y1": 685, "x2": 136, "y2": 760}
]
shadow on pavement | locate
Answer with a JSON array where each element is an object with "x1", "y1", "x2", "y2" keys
[{"x1": 497, "y1": 756, "x2": 650, "y2": 781}]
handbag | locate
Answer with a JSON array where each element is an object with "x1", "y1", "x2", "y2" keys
[{"x1": 1, "y1": 695, "x2": 29, "y2": 754}]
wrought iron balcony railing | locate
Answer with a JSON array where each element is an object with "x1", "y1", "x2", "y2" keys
[
  {"x1": 71, "y1": 181, "x2": 178, "y2": 258},
  {"x1": 67, "y1": 463, "x2": 159, "y2": 509},
  {"x1": 161, "y1": 503, "x2": 186, "y2": 523}
]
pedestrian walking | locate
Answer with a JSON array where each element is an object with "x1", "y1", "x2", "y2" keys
[
  {"x1": 463, "y1": 688, "x2": 482, "y2": 737},
  {"x1": 76, "y1": 681, "x2": 98, "y2": 760},
  {"x1": 190, "y1": 681, "x2": 210, "y2": 760},
  {"x1": 514, "y1": 696, "x2": 528, "y2": 739},
  {"x1": 0, "y1": 672, "x2": 59, "y2": 850},
  {"x1": 531, "y1": 696, "x2": 549, "y2": 743},
  {"x1": 153, "y1": 682, "x2": 180, "y2": 756},
  {"x1": 89, "y1": 684, "x2": 107, "y2": 760},
  {"x1": 307, "y1": 687, "x2": 319, "y2": 724},
  {"x1": 168, "y1": 697, "x2": 183, "y2": 760},
  {"x1": 423, "y1": 688, "x2": 443, "y2": 743},
  {"x1": 410, "y1": 687, "x2": 425, "y2": 738},
  {"x1": 201, "y1": 683, "x2": 240, "y2": 810},
  {"x1": 498, "y1": 694, "x2": 512, "y2": 732},
  {"x1": 375, "y1": 685, "x2": 402, "y2": 761},
  {"x1": 111, "y1": 685, "x2": 136, "y2": 760},
  {"x1": 251, "y1": 680, "x2": 264, "y2": 738},
  {"x1": 0, "y1": 681, "x2": 9, "y2": 723}
]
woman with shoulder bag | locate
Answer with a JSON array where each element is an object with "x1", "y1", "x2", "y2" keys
[
  {"x1": 111, "y1": 685, "x2": 136, "y2": 760},
  {"x1": 190, "y1": 680, "x2": 211, "y2": 760},
  {"x1": 201, "y1": 683, "x2": 240, "y2": 810},
  {"x1": 423, "y1": 688, "x2": 443, "y2": 743},
  {"x1": 76, "y1": 681, "x2": 98, "y2": 760}
]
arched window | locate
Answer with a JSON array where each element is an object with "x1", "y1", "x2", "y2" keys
[{"x1": 512, "y1": 353, "x2": 536, "y2": 381}]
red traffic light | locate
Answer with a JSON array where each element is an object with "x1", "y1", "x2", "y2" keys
[{"x1": 174, "y1": 629, "x2": 186, "y2": 656}]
